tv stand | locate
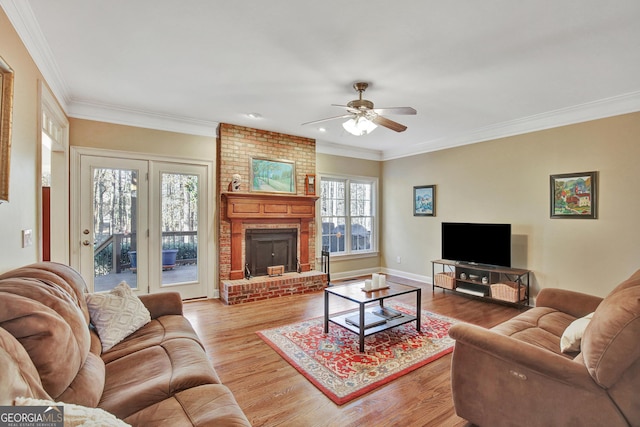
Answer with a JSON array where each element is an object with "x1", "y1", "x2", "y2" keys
[{"x1": 432, "y1": 259, "x2": 530, "y2": 307}]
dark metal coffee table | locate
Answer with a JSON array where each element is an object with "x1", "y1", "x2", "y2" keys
[{"x1": 324, "y1": 281, "x2": 421, "y2": 352}]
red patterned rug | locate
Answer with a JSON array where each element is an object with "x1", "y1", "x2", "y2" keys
[{"x1": 257, "y1": 302, "x2": 459, "y2": 405}]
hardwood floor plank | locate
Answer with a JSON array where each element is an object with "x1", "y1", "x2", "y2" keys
[{"x1": 183, "y1": 277, "x2": 524, "y2": 426}]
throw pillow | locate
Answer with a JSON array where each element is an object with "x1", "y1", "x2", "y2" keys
[
  {"x1": 85, "y1": 282, "x2": 151, "y2": 352},
  {"x1": 560, "y1": 312, "x2": 595, "y2": 353},
  {"x1": 14, "y1": 396, "x2": 130, "y2": 426}
]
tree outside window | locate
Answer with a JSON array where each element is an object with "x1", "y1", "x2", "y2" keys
[{"x1": 320, "y1": 176, "x2": 376, "y2": 255}]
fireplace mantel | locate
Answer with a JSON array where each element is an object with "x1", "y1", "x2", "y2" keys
[
  {"x1": 221, "y1": 192, "x2": 319, "y2": 279},
  {"x1": 222, "y1": 192, "x2": 318, "y2": 220}
]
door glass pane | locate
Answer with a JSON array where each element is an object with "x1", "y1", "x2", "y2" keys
[
  {"x1": 161, "y1": 172, "x2": 198, "y2": 285},
  {"x1": 92, "y1": 168, "x2": 138, "y2": 292}
]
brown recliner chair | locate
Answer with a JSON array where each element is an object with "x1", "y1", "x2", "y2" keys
[{"x1": 449, "y1": 269, "x2": 640, "y2": 427}]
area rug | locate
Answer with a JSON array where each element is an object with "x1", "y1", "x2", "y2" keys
[{"x1": 256, "y1": 302, "x2": 459, "y2": 405}]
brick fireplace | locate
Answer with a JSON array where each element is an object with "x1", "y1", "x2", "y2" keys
[{"x1": 217, "y1": 123, "x2": 327, "y2": 304}]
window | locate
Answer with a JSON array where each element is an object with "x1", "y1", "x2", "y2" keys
[{"x1": 320, "y1": 175, "x2": 377, "y2": 255}]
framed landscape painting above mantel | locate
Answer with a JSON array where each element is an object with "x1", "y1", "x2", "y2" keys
[
  {"x1": 550, "y1": 171, "x2": 598, "y2": 219},
  {"x1": 250, "y1": 157, "x2": 296, "y2": 194}
]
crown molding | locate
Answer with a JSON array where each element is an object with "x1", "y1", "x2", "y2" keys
[
  {"x1": 382, "y1": 90, "x2": 640, "y2": 160},
  {"x1": 1, "y1": 0, "x2": 70, "y2": 110},
  {"x1": 315, "y1": 140, "x2": 383, "y2": 161},
  {"x1": 68, "y1": 101, "x2": 219, "y2": 137}
]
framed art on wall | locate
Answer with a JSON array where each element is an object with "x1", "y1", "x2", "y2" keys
[
  {"x1": 550, "y1": 171, "x2": 597, "y2": 219},
  {"x1": 250, "y1": 157, "x2": 296, "y2": 194},
  {"x1": 0, "y1": 56, "x2": 15, "y2": 204},
  {"x1": 414, "y1": 185, "x2": 435, "y2": 216}
]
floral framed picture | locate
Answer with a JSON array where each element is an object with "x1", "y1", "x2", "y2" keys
[
  {"x1": 550, "y1": 171, "x2": 597, "y2": 219},
  {"x1": 414, "y1": 185, "x2": 435, "y2": 216},
  {"x1": 250, "y1": 157, "x2": 296, "y2": 194}
]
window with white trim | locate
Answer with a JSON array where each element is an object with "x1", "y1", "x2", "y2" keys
[{"x1": 320, "y1": 175, "x2": 377, "y2": 255}]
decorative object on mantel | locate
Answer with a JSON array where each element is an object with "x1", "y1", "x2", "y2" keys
[
  {"x1": 228, "y1": 173, "x2": 241, "y2": 192},
  {"x1": 0, "y1": 56, "x2": 15, "y2": 204},
  {"x1": 414, "y1": 184, "x2": 435, "y2": 216},
  {"x1": 304, "y1": 174, "x2": 316, "y2": 195},
  {"x1": 250, "y1": 157, "x2": 296, "y2": 194},
  {"x1": 257, "y1": 301, "x2": 458, "y2": 405},
  {"x1": 550, "y1": 171, "x2": 598, "y2": 219},
  {"x1": 244, "y1": 264, "x2": 251, "y2": 279}
]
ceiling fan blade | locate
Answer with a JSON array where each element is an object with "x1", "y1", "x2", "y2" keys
[
  {"x1": 371, "y1": 107, "x2": 417, "y2": 115},
  {"x1": 372, "y1": 115, "x2": 408, "y2": 132},
  {"x1": 301, "y1": 114, "x2": 353, "y2": 126}
]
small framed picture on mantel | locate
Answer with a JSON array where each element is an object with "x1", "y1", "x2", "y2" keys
[
  {"x1": 414, "y1": 185, "x2": 435, "y2": 216},
  {"x1": 305, "y1": 174, "x2": 316, "y2": 196}
]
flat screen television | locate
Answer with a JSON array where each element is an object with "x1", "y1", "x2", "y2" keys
[{"x1": 441, "y1": 222, "x2": 511, "y2": 268}]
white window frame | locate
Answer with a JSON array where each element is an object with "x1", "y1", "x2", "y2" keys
[{"x1": 318, "y1": 173, "x2": 378, "y2": 259}]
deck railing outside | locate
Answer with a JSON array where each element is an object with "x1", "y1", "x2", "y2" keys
[{"x1": 94, "y1": 231, "x2": 197, "y2": 276}]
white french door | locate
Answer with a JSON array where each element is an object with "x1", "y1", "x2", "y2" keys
[{"x1": 72, "y1": 150, "x2": 211, "y2": 299}]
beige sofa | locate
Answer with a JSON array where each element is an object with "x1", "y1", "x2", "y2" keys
[
  {"x1": 0, "y1": 262, "x2": 251, "y2": 426},
  {"x1": 449, "y1": 269, "x2": 640, "y2": 427}
]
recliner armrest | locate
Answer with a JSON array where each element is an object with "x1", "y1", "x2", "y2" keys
[
  {"x1": 535, "y1": 288, "x2": 602, "y2": 318},
  {"x1": 138, "y1": 292, "x2": 183, "y2": 318},
  {"x1": 449, "y1": 322, "x2": 597, "y2": 389}
]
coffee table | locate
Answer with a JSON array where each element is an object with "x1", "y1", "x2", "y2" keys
[{"x1": 324, "y1": 281, "x2": 421, "y2": 352}]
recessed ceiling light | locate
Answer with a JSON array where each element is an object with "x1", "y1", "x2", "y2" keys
[
  {"x1": 247, "y1": 113, "x2": 262, "y2": 119},
  {"x1": 318, "y1": 127, "x2": 326, "y2": 132}
]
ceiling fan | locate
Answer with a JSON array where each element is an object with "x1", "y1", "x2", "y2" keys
[{"x1": 303, "y1": 82, "x2": 417, "y2": 135}]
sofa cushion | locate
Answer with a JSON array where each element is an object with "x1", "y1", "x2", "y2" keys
[
  {"x1": 99, "y1": 338, "x2": 220, "y2": 419},
  {"x1": 0, "y1": 279, "x2": 92, "y2": 400},
  {"x1": 581, "y1": 271, "x2": 640, "y2": 387},
  {"x1": 0, "y1": 262, "x2": 91, "y2": 324},
  {"x1": 101, "y1": 315, "x2": 202, "y2": 364},
  {"x1": 490, "y1": 307, "x2": 576, "y2": 357},
  {"x1": 0, "y1": 328, "x2": 51, "y2": 405},
  {"x1": 123, "y1": 385, "x2": 251, "y2": 427},
  {"x1": 86, "y1": 282, "x2": 151, "y2": 352},
  {"x1": 560, "y1": 312, "x2": 594, "y2": 353}
]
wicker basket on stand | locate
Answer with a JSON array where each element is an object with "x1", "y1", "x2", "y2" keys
[
  {"x1": 490, "y1": 281, "x2": 526, "y2": 302},
  {"x1": 435, "y1": 272, "x2": 456, "y2": 290}
]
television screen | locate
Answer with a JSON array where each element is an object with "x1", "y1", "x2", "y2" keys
[{"x1": 441, "y1": 222, "x2": 511, "y2": 267}]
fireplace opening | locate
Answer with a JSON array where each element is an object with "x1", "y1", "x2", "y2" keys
[{"x1": 245, "y1": 228, "x2": 298, "y2": 277}]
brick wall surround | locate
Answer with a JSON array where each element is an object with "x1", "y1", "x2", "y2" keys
[{"x1": 217, "y1": 123, "x2": 320, "y2": 303}]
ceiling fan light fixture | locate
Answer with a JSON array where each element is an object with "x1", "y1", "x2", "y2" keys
[{"x1": 342, "y1": 116, "x2": 377, "y2": 136}]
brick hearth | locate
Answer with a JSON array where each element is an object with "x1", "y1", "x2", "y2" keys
[{"x1": 221, "y1": 271, "x2": 327, "y2": 305}]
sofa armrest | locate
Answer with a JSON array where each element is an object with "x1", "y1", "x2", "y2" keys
[
  {"x1": 138, "y1": 292, "x2": 183, "y2": 318},
  {"x1": 535, "y1": 288, "x2": 602, "y2": 318},
  {"x1": 449, "y1": 322, "x2": 597, "y2": 389}
]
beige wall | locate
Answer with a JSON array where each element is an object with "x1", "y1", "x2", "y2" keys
[
  {"x1": 316, "y1": 153, "x2": 382, "y2": 277},
  {"x1": 0, "y1": 9, "x2": 45, "y2": 272},
  {"x1": 382, "y1": 112, "x2": 640, "y2": 297},
  {"x1": 69, "y1": 118, "x2": 216, "y2": 160}
]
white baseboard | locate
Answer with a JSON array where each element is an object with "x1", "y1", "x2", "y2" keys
[
  {"x1": 381, "y1": 267, "x2": 432, "y2": 285},
  {"x1": 329, "y1": 267, "x2": 380, "y2": 281}
]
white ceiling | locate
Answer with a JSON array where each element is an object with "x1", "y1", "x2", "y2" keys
[{"x1": 3, "y1": 0, "x2": 640, "y2": 160}]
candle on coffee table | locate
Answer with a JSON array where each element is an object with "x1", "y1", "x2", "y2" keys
[{"x1": 372, "y1": 273, "x2": 380, "y2": 289}]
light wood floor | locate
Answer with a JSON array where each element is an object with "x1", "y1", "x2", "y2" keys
[{"x1": 182, "y1": 277, "x2": 525, "y2": 427}]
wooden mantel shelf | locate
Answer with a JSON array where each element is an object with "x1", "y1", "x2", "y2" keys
[
  {"x1": 221, "y1": 192, "x2": 319, "y2": 279},
  {"x1": 222, "y1": 192, "x2": 318, "y2": 220}
]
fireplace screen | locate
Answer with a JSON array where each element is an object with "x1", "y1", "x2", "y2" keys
[{"x1": 245, "y1": 228, "x2": 297, "y2": 276}]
